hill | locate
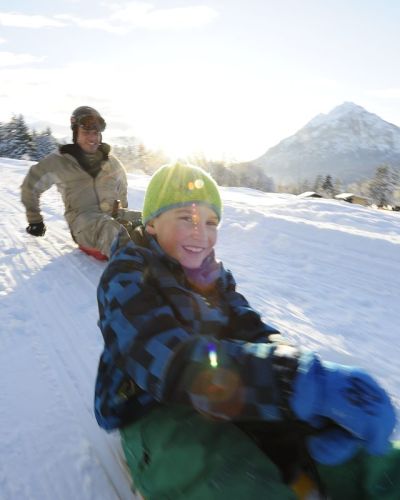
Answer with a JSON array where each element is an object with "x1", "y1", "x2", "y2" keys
[
  {"x1": 1, "y1": 158, "x2": 400, "y2": 498},
  {"x1": 249, "y1": 102, "x2": 400, "y2": 185}
]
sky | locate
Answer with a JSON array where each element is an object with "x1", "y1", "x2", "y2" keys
[
  {"x1": 1, "y1": 1, "x2": 400, "y2": 161},
  {"x1": 1, "y1": 157, "x2": 400, "y2": 498}
]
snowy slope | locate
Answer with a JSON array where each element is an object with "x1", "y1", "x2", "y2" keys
[{"x1": 1, "y1": 158, "x2": 400, "y2": 499}]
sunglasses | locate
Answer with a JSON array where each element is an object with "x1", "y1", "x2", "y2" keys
[{"x1": 77, "y1": 115, "x2": 106, "y2": 132}]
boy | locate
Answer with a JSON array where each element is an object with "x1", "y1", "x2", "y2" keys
[{"x1": 94, "y1": 163, "x2": 399, "y2": 499}]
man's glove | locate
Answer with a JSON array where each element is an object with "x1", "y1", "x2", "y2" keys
[
  {"x1": 26, "y1": 222, "x2": 46, "y2": 237},
  {"x1": 290, "y1": 353, "x2": 396, "y2": 465}
]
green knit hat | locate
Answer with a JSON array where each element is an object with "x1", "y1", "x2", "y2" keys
[{"x1": 142, "y1": 162, "x2": 222, "y2": 224}]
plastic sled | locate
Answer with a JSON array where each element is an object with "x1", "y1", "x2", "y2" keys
[
  {"x1": 291, "y1": 472, "x2": 319, "y2": 499},
  {"x1": 79, "y1": 245, "x2": 108, "y2": 261}
]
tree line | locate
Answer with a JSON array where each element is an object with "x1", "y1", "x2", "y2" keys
[
  {"x1": 0, "y1": 114, "x2": 169, "y2": 171},
  {"x1": 1, "y1": 114, "x2": 399, "y2": 207},
  {"x1": 0, "y1": 114, "x2": 58, "y2": 161},
  {"x1": 0, "y1": 113, "x2": 275, "y2": 192},
  {"x1": 279, "y1": 168, "x2": 400, "y2": 207}
]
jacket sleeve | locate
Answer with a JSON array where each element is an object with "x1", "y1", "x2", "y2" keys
[
  {"x1": 112, "y1": 156, "x2": 128, "y2": 208},
  {"x1": 97, "y1": 243, "x2": 300, "y2": 422},
  {"x1": 20, "y1": 156, "x2": 58, "y2": 223},
  {"x1": 222, "y1": 270, "x2": 281, "y2": 342}
]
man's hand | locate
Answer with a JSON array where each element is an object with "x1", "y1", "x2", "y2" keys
[{"x1": 26, "y1": 222, "x2": 46, "y2": 237}]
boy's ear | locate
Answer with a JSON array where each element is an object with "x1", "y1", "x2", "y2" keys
[{"x1": 145, "y1": 220, "x2": 156, "y2": 235}]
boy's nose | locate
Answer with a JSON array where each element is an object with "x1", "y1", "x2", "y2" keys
[{"x1": 192, "y1": 222, "x2": 207, "y2": 240}]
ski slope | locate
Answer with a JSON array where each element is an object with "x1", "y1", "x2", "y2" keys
[{"x1": 1, "y1": 158, "x2": 400, "y2": 499}]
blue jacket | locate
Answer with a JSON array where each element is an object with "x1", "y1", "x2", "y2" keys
[{"x1": 94, "y1": 228, "x2": 299, "y2": 431}]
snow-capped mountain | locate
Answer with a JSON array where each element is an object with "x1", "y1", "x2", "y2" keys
[{"x1": 251, "y1": 102, "x2": 400, "y2": 185}]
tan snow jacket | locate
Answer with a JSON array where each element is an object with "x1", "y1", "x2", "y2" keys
[{"x1": 21, "y1": 147, "x2": 128, "y2": 241}]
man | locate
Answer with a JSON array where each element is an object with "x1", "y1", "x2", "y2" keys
[{"x1": 21, "y1": 106, "x2": 141, "y2": 258}]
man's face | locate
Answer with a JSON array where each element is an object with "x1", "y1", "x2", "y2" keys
[
  {"x1": 146, "y1": 204, "x2": 219, "y2": 269},
  {"x1": 76, "y1": 127, "x2": 101, "y2": 154}
]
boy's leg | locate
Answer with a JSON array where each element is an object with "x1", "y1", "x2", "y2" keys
[
  {"x1": 120, "y1": 405, "x2": 296, "y2": 500},
  {"x1": 317, "y1": 441, "x2": 400, "y2": 500}
]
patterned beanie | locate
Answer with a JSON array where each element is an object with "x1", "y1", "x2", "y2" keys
[{"x1": 142, "y1": 163, "x2": 222, "y2": 224}]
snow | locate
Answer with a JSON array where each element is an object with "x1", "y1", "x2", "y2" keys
[
  {"x1": 302, "y1": 102, "x2": 400, "y2": 152},
  {"x1": 1, "y1": 158, "x2": 400, "y2": 499},
  {"x1": 305, "y1": 102, "x2": 394, "y2": 133},
  {"x1": 261, "y1": 102, "x2": 400, "y2": 180}
]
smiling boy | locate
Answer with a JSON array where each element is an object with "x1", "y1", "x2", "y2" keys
[
  {"x1": 94, "y1": 162, "x2": 399, "y2": 499},
  {"x1": 146, "y1": 204, "x2": 218, "y2": 269}
]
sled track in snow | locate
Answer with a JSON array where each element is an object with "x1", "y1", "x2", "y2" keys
[{"x1": 0, "y1": 162, "x2": 136, "y2": 499}]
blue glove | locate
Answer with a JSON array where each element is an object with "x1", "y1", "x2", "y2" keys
[{"x1": 290, "y1": 353, "x2": 397, "y2": 465}]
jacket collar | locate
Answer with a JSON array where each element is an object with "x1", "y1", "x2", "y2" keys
[
  {"x1": 138, "y1": 228, "x2": 230, "y2": 293},
  {"x1": 111, "y1": 225, "x2": 235, "y2": 293},
  {"x1": 59, "y1": 142, "x2": 110, "y2": 158},
  {"x1": 59, "y1": 143, "x2": 111, "y2": 177}
]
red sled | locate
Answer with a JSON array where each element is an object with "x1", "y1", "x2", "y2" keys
[{"x1": 79, "y1": 245, "x2": 108, "y2": 261}]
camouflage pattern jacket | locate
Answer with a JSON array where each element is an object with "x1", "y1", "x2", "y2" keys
[
  {"x1": 94, "y1": 228, "x2": 299, "y2": 431},
  {"x1": 20, "y1": 144, "x2": 128, "y2": 239}
]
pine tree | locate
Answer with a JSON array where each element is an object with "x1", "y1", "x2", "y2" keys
[
  {"x1": 368, "y1": 165, "x2": 397, "y2": 206},
  {"x1": 322, "y1": 174, "x2": 335, "y2": 197},
  {"x1": 312, "y1": 175, "x2": 324, "y2": 194},
  {"x1": 31, "y1": 127, "x2": 58, "y2": 160},
  {"x1": 0, "y1": 114, "x2": 34, "y2": 159},
  {"x1": 0, "y1": 122, "x2": 7, "y2": 157}
]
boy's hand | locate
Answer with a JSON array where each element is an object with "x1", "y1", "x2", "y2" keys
[{"x1": 290, "y1": 355, "x2": 396, "y2": 465}]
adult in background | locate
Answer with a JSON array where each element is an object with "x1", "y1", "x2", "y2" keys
[{"x1": 21, "y1": 106, "x2": 141, "y2": 258}]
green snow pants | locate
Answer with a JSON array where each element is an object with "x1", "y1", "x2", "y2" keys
[{"x1": 120, "y1": 405, "x2": 400, "y2": 499}]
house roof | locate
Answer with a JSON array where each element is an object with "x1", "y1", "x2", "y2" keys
[{"x1": 298, "y1": 191, "x2": 323, "y2": 198}]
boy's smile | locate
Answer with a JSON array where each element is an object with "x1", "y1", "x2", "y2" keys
[{"x1": 146, "y1": 204, "x2": 219, "y2": 269}]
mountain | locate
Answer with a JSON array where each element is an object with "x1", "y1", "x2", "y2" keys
[{"x1": 250, "y1": 102, "x2": 400, "y2": 185}]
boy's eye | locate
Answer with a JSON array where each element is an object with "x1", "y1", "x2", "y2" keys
[{"x1": 207, "y1": 220, "x2": 218, "y2": 226}]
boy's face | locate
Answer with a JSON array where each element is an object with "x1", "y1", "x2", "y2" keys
[{"x1": 146, "y1": 204, "x2": 219, "y2": 269}]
